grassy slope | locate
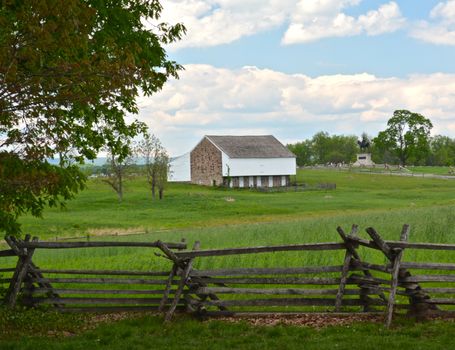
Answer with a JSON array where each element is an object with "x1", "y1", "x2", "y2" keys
[
  {"x1": 6, "y1": 168, "x2": 454, "y2": 273},
  {"x1": 17, "y1": 169, "x2": 455, "y2": 239}
]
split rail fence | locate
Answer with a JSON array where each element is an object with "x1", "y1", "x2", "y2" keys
[{"x1": 1, "y1": 225, "x2": 455, "y2": 327}]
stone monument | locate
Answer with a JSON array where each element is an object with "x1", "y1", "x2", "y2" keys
[{"x1": 353, "y1": 134, "x2": 375, "y2": 167}]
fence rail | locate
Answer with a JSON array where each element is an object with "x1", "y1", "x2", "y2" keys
[{"x1": 1, "y1": 225, "x2": 455, "y2": 327}]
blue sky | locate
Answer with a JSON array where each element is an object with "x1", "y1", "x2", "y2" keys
[
  {"x1": 138, "y1": 0, "x2": 455, "y2": 155},
  {"x1": 170, "y1": 0, "x2": 453, "y2": 78}
]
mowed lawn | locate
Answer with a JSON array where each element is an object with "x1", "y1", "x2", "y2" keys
[{"x1": 17, "y1": 169, "x2": 455, "y2": 239}]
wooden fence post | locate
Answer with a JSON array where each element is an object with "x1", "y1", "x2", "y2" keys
[
  {"x1": 337, "y1": 226, "x2": 387, "y2": 311},
  {"x1": 385, "y1": 225, "x2": 409, "y2": 327},
  {"x1": 4, "y1": 236, "x2": 37, "y2": 308},
  {"x1": 165, "y1": 241, "x2": 200, "y2": 322},
  {"x1": 158, "y1": 264, "x2": 178, "y2": 313},
  {"x1": 335, "y1": 225, "x2": 358, "y2": 311},
  {"x1": 366, "y1": 225, "x2": 412, "y2": 327}
]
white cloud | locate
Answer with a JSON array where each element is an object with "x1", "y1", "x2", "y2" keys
[
  {"x1": 282, "y1": 1, "x2": 405, "y2": 44},
  {"x1": 431, "y1": 0, "x2": 455, "y2": 23},
  {"x1": 158, "y1": 1, "x2": 405, "y2": 48},
  {"x1": 410, "y1": 0, "x2": 455, "y2": 45},
  {"x1": 159, "y1": 0, "x2": 294, "y2": 49},
  {"x1": 139, "y1": 65, "x2": 455, "y2": 154},
  {"x1": 358, "y1": 2, "x2": 406, "y2": 35}
]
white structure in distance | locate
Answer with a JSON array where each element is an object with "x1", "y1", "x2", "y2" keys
[{"x1": 167, "y1": 152, "x2": 190, "y2": 182}]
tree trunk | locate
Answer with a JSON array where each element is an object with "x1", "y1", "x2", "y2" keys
[
  {"x1": 159, "y1": 188, "x2": 163, "y2": 200},
  {"x1": 118, "y1": 172, "x2": 123, "y2": 202}
]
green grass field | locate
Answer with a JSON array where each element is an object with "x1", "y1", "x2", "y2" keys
[
  {"x1": 2, "y1": 169, "x2": 455, "y2": 348},
  {"x1": 8, "y1": 168, "x2": 455, "y2": 273},
  {"x1": 408, "y1": 166, "x2": 454, "y2": 175},
  {"x1": 16, "y1": 169, "x2": 455, "y2": 240}
]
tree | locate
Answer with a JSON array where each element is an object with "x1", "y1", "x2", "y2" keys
[
  {"x1": 311, "y1": 132, "x2": 357, "y2": 164},
  {"x1": 0, "y1": 154, "x2": 85, "y2": 235},
  {"x1": 428, "y1": 135, "x2": 455, "y2": 166},
  {"x1": 0, "y1": 1, "x2": 185, "y2": 235},
  {"x1": 311, "y1": 132, "x2": 331, "y2": 164},
  {"x1": 155, "y1": 151, "x2": 170, "y2": 200},
  {"x1": 288, "y1": 132, "x2": 358, "y2": 166},
  {"x1": 374, "y1": 110, "x2": 433, "y2": 166},
  {"x1": 102, "y1": 143, "x2": 135, "y2": 202},
  {"x1": 136, "y1": 131, "x2": 169, "y2": 200},
  {"x1": 287, "y1": 140, "x2": 313, "y2": 166}
]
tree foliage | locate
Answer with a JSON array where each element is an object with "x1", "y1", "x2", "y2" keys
[
  {"x1": 427, "y1": 135, "x2": 455, "y2": 166},
  {"x1": 0, "y1": 0, "x2": 185, "y2": 235},
  {"x1": 0, "y1": 153, "x2": 85, "y2": 234},
  {"x1": 374, "y1": 110, "x2": 433, "y2": 165},
  {"x1": 288, "y1": 132, "x2": 358, "y2": 166},
  {"x1": 286, "y1": 140, "x2": 312, "y2": 166}
]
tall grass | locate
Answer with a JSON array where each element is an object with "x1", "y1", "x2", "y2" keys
[{"x1": 14, "y1": 204, "x2": 454, "y2": 272}]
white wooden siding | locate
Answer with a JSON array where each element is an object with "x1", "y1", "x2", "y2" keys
[
  {"x1": 168, "y1": 153, "x2": 191, "y2": 182},
  {"x1": 222, "y1": 157, "x2": 296, "y2": 177}
]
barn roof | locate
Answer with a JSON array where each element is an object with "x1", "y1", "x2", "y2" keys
[{"x1": 205, "y1": 135, "x2": 296, "y2": 159}]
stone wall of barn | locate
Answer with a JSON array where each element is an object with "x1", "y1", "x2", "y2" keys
[{"x1": 190, "y1": 138, "x2": 223, "y2": 186}]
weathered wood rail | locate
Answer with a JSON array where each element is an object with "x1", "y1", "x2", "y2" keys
[{"x1": 1, "y1": 225, "x2": 455, "y2": 327}]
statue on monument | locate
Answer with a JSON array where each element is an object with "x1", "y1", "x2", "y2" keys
[
  {"x1": 353, "y1": 133, "x2": 374, "y2": 167},
  {"x1": 357, "y1": 133, "x2": 371, "y2": 152}
]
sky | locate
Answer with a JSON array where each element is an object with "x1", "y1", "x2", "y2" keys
[{"x1": 136, "y1": 0, "x2": 455, "y2": 156}]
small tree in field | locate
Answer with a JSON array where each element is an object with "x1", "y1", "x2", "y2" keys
[
  {"x1": 156, "y1": 152, "x2": 170, "y2": 200},
  {"x1": 136, "y1": 131, "x2": 170, "y2": 200},
  {"x1": 102, "y1": 142, "x2": 135, "y2": 202}
]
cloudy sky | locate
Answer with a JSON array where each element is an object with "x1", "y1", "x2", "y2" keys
[{"x1": 138, "y1": 0, "x2": 455, "y2": 155}]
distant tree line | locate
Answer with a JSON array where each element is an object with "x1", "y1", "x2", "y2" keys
[
  {"x1": 287, "y1": 132, "x2": 359, "y2": 166},
  {"x1": 288, "y1": 110, "x2": 455, "y2": 167}
]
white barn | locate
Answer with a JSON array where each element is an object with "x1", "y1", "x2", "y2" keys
[
  {"x1": 168, "y1": 152, "x2": 190, "y2": 182},
  {"x1": 169, "y1": 135, "x2": 296, "y2": 188}
]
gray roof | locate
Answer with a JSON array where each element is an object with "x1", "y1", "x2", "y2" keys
[{"x1": 206, "y1": 135, "x2": 296, "y2": 159}]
